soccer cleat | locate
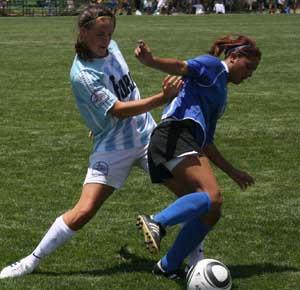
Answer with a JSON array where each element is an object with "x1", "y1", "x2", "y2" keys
[
  {"x1": 136, "y1": 215, "x2": 165, "y2": 254},
  {"x1": 0, "y1": 256, "x2": 39, "y2": 279},
  {"x1": 152, "y1": 260, "x2": 185, "y2": 280}
]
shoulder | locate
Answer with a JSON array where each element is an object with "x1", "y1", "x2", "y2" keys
[
  {"x1": 71, "y1": 63, "x2": 104, "y2": 90},
  {"x1": 108, "y1": 39, "x2": 121, "y2": 53},
  {"x1": 187, "y1": 54, "x2": 220, "y2": 66},
  {"x1": 186, "y1": 55, "x2": 222, "y2": 74}
]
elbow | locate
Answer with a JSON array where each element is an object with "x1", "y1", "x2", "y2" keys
[
  {"x1": 112, "y1": 111, "x2": 129, "y2": 119},
  {"x1": 110, "y1": 108, "x2": 128, "y2": 119},
  {"x1": 178, "y1": 61, "x2": 188, "y2": 76},
  {"x1": 109, "y1": 101, "x2": 130, "y2": 119}
]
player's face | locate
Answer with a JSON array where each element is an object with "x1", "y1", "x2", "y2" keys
[
  {"x1": 81, "y1": 17, "x2": 114, "y2": 58},
  {"x1": 228, "y1": 55, "x2": 259, "y2": 84}
]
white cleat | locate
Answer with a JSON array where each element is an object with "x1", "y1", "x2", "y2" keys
[{"x1": 0, "y1": 257, "x2": 38, "y2": 279}]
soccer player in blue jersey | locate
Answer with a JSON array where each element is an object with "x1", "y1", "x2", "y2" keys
[
  {"x1": 0, "y1": 4, "x2": 182, "y2": 279},
  {"x1": 135, "y1": 35, "x2": 262, "y2": 279}
]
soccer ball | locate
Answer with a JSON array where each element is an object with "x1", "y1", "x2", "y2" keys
[{"x1": 186, "y1": 259, "x2": 232, "y2": 290}]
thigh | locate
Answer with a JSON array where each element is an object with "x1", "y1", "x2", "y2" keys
[
  {"x1": 64, "y1": 183, "x2": 115, "y2": 230},
  {"x1": 164, "y1": 155, "x2": 223, "y2": 227},
  {"x1": 163, "y1": 154, "x2": 219, "y2": 198}
]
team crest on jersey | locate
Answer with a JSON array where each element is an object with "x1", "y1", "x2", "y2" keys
[
  {"x1": 91, "y1": 91, "x2": 108, "y2": 107},
  {"x1": 91, "y1": 161, "x2": 109, "y2": 176}
]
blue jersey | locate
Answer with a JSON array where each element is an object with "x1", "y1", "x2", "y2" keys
[
  {"x1": 70, "y1": 40, "x2": 156, "y2": 152},
  {"x1": 162, "y1": 55, "x2": 228, "y2": 146}
]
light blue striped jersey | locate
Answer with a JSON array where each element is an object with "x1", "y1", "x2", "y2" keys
[
  {"x1": 162, "y1": 55, "x2": 228, "y2": 146},
  {"x1": 70, "y1": 40, "x2": 156, "y2": 152}
]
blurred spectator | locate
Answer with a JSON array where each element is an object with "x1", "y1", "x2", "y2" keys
[
  {"x1": 277, "y1": 0, "x2": 285, "y2": 12},
  {"x1": 118, "y1": 0, "x2": 132, "y2": 14},
  {"x1": 224, "y1": 0, "x2": 233, "y2": 13},
  {"x1": 268, "y1": 0, "x2": 277, "y2": 13},
  {"x1": 257, "y1": 0, "x2": 266, "y2": 12},
  {"x1": 193, "y1": 1, "x2": 205, "y2": 14},
  {"x1": 143, "y1": 0, "x2": 154, "y2": 14},
  {"x1": 186, "y1": 0, "x2": 194, "y2": 13},
  {"x1": 213, "y1": 0, "x2": 225, "y2": 13},
  {"x1": 0, "y1": 0, "x2": 7, "y2": 15},
  {"x1": 194, "y1": 3, "x2": 205, "y2": 13},
  {"x1": 245, "y1": 0, "x2": 256, "y2": 11},
  {"x1": 67, "y1": 0, "x2": 75, "y2": 10},
  {"x1": 106, "y1": 0, "x2": 118, "y2": 13},
  {"x1": 284, "y1": 0, "x2": 292, "y2": 13},
  {"x1": 186, "y1": 0, "x2": 203, "y2": 13},
  {"x1": 0, "y1": 0, "x2": 7, "y2": 8},
  {"x1": 154, "y1": 0, "x2": 167, "y2": 14},
  {"x1": 134, "y1": 0, "x2": 142, "y2": 14},
  {"x1": 291, "y1": 0, "x2": 300, "y2": 13}
]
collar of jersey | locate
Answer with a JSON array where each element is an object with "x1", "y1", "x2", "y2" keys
[{"x1": 221, "y1": 61, "x2": 229, "y2": 73}]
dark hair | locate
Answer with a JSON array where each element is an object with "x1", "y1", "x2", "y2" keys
[
  {"x1": 209, "y1": 34, "x2": 261, "y2": 62},
  {"x1": 75, "y1": 4, "x2": 116, "y2": 61}
]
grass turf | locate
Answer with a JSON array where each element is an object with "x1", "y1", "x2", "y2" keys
[{"x1": 0, "y1": 14, "x2": 300, "y2": 290}]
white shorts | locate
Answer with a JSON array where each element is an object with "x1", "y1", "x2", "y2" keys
[{"x1": 84, "y1": 144, "x2": 149, "y2": 189}]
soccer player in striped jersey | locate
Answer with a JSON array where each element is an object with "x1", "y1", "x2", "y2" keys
[
  {"x1": 0, "y1": 4, "x2": 182, "y2": 279},
  {"x1": 135, "y1": 35, "x2": 261, "y2": 279}
]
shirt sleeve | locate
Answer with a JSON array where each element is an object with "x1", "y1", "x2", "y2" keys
[
  {"x1": 72, "y1": 69, "x2": 118, "y2": 116},
  {"x1": 186, "y1": 56, "x2": 207, "y2": 80}
]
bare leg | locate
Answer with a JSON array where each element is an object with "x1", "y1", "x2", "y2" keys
[
  {"x1": 163, "y1": 155, "x2": 222, "y2": 227},
  {"x1": 64, "y1": 183, "x2": 114, "y2": 230},
  {"x1": 0, "y1": 183, "x2": 115, "y2": 279}
]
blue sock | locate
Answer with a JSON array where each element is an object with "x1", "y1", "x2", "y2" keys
[
  {"x1": 161, "y1": 218, "x2": 211, "y2": 272},
  {"x1": 153, "y1": 192, "x2": 211, "y2": 227}
]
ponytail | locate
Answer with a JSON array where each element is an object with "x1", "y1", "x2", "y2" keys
[{"x1": 209, "y1": 34, "x2": 261, "y2": 61}]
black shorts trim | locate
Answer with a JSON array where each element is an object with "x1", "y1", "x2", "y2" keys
[{"x1": 148, "y1": 119, "x2": 204, "y2": 183}]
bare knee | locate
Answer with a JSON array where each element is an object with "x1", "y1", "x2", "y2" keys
[
  {"x1": 208, "y1": 190, "x2": 223, "y2": 211},
  {"x1": 64, "y1": 184, "x2": 114, "y2": 231},
  {"x1": 201, "y1": 206, "x2": 222, "y2": 226}
]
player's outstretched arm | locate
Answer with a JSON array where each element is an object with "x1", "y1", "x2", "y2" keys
[
  {"x1": 110, "y1": 75, "x2": 182, "y2": 119},
  {"x1": 135, "y1": 40, "x2": 188, "y2": 76}
]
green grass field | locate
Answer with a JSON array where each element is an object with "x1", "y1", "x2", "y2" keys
[{"x1": 0, "y1": 14, "x2": 300, "y2": 290}]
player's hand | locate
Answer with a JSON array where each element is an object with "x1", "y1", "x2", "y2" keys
[
  {"x1": 162, "y1": 75, "x2": 183, "y2": 103},
  {"x1": 228, "y1": 168, "x2": 255, "y2": 190},
  {"x1": 134, "y1": 40, "x2": 154, "y2": 66}
]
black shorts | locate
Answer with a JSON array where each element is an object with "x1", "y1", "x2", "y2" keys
[{"x1": 148, "y1": 118, "x2": 204, "y2": 183}]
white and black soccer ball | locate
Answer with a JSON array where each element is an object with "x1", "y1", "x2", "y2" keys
[{"x1": 186, "y1": 259, "x2": 232, "y2": 290}]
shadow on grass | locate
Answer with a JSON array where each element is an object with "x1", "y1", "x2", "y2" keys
[
  {"x1": 229, "y1": 263, "x2": 299, "y2": 279},
  {"x1": 33, "y1": 245, "x2": 186, "y2": 287},
  {"x1": 33, "y1": 246, "x2": 299, "y2": 290}
]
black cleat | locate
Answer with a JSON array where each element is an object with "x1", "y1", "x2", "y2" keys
[
  {"x1": 136, "y1": 215, "x2": 166, "y2": 254},
  {"x1": 152, "y1": 260, "x2": 185, "y2": 280}
]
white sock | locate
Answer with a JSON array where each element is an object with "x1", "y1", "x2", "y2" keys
[
  {"x1": 188, "y1": 240, "x2": 205, "y2": 267},
  {"x1": 32, "y1": 215, "x2": 75, "y2": 259}
]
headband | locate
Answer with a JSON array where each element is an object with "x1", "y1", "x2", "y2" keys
[
  {"x1": 224, "y1": 44, "x2": 253, "y2": 56},
  {"x1": 82, "y1": 15, "x2": 113, "y2": 27}
]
